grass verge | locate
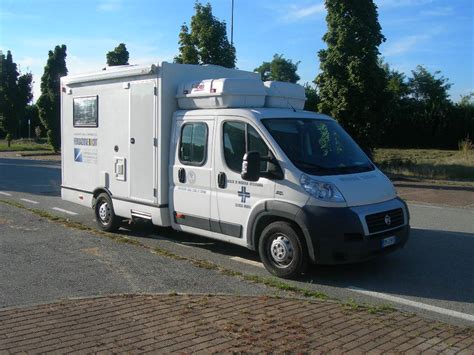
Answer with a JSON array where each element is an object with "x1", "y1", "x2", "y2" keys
[
  {"x1": 0, "y1": 139, "x2": 52, "y2": 152},
  {"x1": 374, "y1": 148, "x2": 474, "y2": 181},
  {"x1": 1, "y1": 198, "x2": 401, "y2": 315}
]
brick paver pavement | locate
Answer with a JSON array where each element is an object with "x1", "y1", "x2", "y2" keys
[{"x1": 0, "y1": 294, "x2": 473, "y2": 353}]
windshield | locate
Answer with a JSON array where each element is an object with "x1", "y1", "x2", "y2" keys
[{"x1": 262, "y1": 118, "x2": 374, "y2": 176}]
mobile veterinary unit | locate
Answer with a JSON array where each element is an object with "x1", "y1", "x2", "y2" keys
[{"x1": 61, "y1": 62, "x2": 410, "y2": 278}]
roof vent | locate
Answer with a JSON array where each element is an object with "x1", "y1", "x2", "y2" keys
[
  {"x1": 176, "y1": 78, "x2": 266, "y2": 109},
  {"x1": 264, "y1": 81, "x2": 306, "y2": 110}
]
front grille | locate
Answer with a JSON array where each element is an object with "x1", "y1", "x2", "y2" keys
[{"x1": 365, "y1": 208, "x2": 404, "y2": 234}]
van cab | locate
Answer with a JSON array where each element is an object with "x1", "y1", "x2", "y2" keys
[{"x1": 170, "y1": 107, "x2": 410, "y2": 278}]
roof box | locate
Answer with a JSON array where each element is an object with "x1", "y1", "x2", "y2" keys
[
  {"x1": 264, "y1": 81, "x2": 306, "y2": 110},
  {"x1": 177, "y1": 78, "x2": 266, "y2": 109}
]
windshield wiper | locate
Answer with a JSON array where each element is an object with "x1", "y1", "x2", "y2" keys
[
  {"x1": 333, "y1": 164, "x2": 375, "y2": 173},
  {"x1": 292, "y1": 159, "x2": 333, "y2": 172}
]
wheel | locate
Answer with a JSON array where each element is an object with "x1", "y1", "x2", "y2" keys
[
  {"x1": 94, "y1": 193, "x2": 120, "y2": 232},
  {"x1": 258, "y1": 221, "x2": 308, "y2": 279}
]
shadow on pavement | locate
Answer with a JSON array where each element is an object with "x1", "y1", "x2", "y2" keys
[{"x1": 128, "y1": 222, "x2": 474, "y2": 305}]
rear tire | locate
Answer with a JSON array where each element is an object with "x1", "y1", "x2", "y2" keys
[
  {"x1": 94, "y1": 193, "x2": 120, "y2": 232},
  {"x1": 258, "y1": 221, "x2": 308, "y2": 279}
]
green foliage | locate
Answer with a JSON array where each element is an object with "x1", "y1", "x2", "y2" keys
[
  {"x1": 174, "y1": 2, "x2": 236, "y2": 68},
  {"x1": 22, "y1": 104, "x2": 42, "y2": 138},
  {"x1": 459, "y1": 93, "x2": 474, "y2": 108},
  {"x1": 316, "y1": 0, "x2": 388, "y2": 151},
  {"x1": 408, "y1": 65, "x2": 451, "y2": 104},
  {"x1": 5, "y1": 133, "x2": 12, "y2": 147},
  {"x1": 303, "y1": 83, "x2": 320, "y2": 112},
  {"x1": 17, "y1": 73, "x2": 34, "y2": 137},
  {"x1": 254, "y1": 54, "x2": 300, "y2": 83},
  {"x1": 37, "y1": 45, "x2": 68, "y2": 152},
  {"x1": 106, "y1": 43, "x2": 129, "y2": 66},
  {"x1": 0, "y1": 51, "x2": 20, "y2": 137},
  {"x1": 379, "y1": 63, "x2": 472, "y2": 149},
  {"x1": 0, "y1": 51, "x2": 34, "y2": 139},
  {"x1": 34, "y1": 125, "x2": 42, "y2": 141},
  {"x1": 458, "y1": 135, "x2": 473, "y2": 159}
]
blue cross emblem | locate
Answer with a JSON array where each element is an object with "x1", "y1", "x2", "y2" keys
[{"x1": 238, "y1": 186, "x2": 250, "y2": 203}]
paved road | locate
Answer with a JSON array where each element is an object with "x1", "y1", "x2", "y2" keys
[
  {"x1": 1, "y1": 158, "x2": 473, "y2": 326},
  {"x1": 0, "y1": 203, "x2": 274, "y2": 308}
]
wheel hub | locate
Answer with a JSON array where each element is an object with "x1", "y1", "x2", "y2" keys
[
  {"x1": 98, "y1": 202, "x2": 109, "y2": 222},
  {"x1": 270, "y1": 235, "x2": 293, "y2": 265}
]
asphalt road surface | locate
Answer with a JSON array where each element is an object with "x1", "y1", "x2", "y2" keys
[{"x1": 1, "y1": 157, "x2": 473, "y2": 327}]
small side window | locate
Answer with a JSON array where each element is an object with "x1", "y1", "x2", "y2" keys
[
  {"x1": 73, "y1": 96, "x2": 98, "y2": 127},
  {"x1": 179, "y1": 122, "x2": 208, "y2": 166}
]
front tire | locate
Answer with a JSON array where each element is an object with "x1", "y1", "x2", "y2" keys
[
  {"x1": 258, "y1": 221, "x2": 308, "y2": 279},
  {"x1": 94, "y1": 193, "x2": 120, "y2": 232}
]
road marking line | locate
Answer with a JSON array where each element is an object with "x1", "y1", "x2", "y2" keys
[
  {"x1": 0, "y1": 191, "x2": 12, "y2": 196},
  {"x1": 348, "y1": 286, "x2": 474, "y2": 323},
  {"x1": 408, "y1": 203, "x2": 473, "y2": 212},
  {"x1": 52, "y1": 207, "x2": 78, "y2": 216},
  {"x1": 230, "y1": 256, "x2": 264, "y2": 268},
  {"x1": 20, "y1": 198, "x2": 39, "y2": 204}
]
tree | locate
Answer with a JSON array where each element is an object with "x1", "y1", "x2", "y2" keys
[
  {"x1": 459, "y1": 93, "x2": 474, "y2": 108},
  {"x1": 303, "y1": 83, "x2": 320, "y2": 112},
  {"x1": 0, "y1": 51, "x2": 19, "y2": 138},
  {"x1": 174, "y1": 2, "x2": 236, "y2": 68},
  {"x1": 23, "y1": 104, "x2": 41, "y2": 139},
  {"x1": 408, "y1": 65, "x2": 451, "y2": 104},
  {"x1": 106, "y1": 43, "x2": 129, "y2": 66},
  {"x1": 37, "y1": 45, "x2": 68, "y2": 152},
  {"x1": 254, "y1": 54, "x2": 300, "y2": 83},
  {"x1": 316, "y1": 0, "x2": 388, "y2": 150},
  {"x1": 17, "y1": 72, "x2": 34, "y2": 137}
]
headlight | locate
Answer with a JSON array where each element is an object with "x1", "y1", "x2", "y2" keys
[{"x1": 300, "y1": 174, "x2": 346, "y2": 203}]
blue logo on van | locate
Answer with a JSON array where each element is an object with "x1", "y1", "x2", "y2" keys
[
  {"x1": 238, "y1": 186, "x2": 250, "y2": 203},
  {"x1": 74, "y1": 148, "x2": 83, "y2": 162}
]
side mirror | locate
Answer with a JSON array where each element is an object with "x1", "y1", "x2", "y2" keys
[{"x1": 241, "y1": 151, "x2": 260, "y2": 181}]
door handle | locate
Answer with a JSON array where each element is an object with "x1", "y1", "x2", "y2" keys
[
  {"x1": 217, "y1": 172, "x2": 226, "y2": 188},
  {"x1": 178, "y1": 168, "x2": 186, "y2": 183},
  {"x1": 130, "y1": 138, "x2": 135, "y2": 144}
]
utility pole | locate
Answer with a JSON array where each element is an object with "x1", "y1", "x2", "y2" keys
[{"x1": 231, "y1": 0, "x2": 234, "y2": 45}]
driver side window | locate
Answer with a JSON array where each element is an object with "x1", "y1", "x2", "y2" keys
[{"x1": 223, "y1": 121, "x2": 270, "y2": 173}]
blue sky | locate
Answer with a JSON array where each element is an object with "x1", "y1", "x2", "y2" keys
[{"x1": 0, "y1": 0, "x2": 472, "y2": 102}]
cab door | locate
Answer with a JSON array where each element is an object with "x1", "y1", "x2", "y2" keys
[
  {"x1": 213, "y1": 117, "x2": 276, "y2": 239},
  {"x1": 171, "y1": 118, "x2": 214, "y2": 230}
]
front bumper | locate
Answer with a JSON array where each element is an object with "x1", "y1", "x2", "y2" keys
[{"x1": 296, "y1": 197, "x2": 410, "y2": 264}]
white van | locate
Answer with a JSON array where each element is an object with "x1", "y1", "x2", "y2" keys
[{"x1": 60, "y1": 62, "x2": 410, "y2": 278}]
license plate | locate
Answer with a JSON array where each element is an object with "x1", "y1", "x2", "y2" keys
[{"x1": 382, "y1": 236, "x2": 397, "y2": 248}]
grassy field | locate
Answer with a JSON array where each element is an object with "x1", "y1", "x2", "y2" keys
[
  {"x1": 0, "y1": 139, "x2": 52, "y2": 152},
  {"x1": 374, "y1": 148, "x2": 474, "y2": 181}
]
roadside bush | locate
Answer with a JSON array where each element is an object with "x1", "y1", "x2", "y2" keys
[
  {"x1": 35, "y1": 126, "x2": 42, "y2": 142},
  {"x1": 6, "y1": 133, "x2": 12, "y2": 147},
  {"x1": 458, "y1": 135, "x2": 473, "y2": 159}
]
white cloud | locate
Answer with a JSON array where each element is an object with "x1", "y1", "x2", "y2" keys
[
  {"x1": 265, "y1": 2, "x2": 326, "y2": 23},
  {"x1": 16, "y1": 56, "x2": 43, "y2": 73},
  {"x1": 420, "y1": 6, "x2": 454, "y2": 16},
  {"x1": 0, "y1": 10, "x2": 41, "y2": 21},
  {"x1": 383, "y1": 34, "x2": 430, "y2": 56},
  {"x1": 377, "y1": 0, "x2": 434, "y2": 8},
  {"x1": 97, "y1": 0, "x2": 122, "y2": 12},
  {"x1": 285, "y1": 3, "x2": 326, "y2": 21}
]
